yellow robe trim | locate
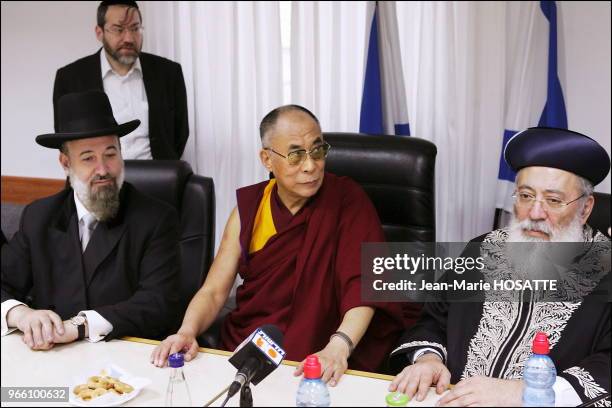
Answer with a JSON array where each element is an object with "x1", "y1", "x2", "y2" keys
[{"x1": 249, "y1": 179, "x2": 278, "y2": 254}]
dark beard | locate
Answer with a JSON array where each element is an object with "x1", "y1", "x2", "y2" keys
[{"x1": 103, "y1": 39, "x2": 140, "y2": 67}]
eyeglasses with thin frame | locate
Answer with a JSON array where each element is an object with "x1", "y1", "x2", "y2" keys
[
  {"x1": 264, "y1": 142, "x2": 331, "y2": 166},
  {"x1": 104, "y1": 25, "x2": 144, "y2": 36},
  {"x1": 512, "y1": 191, "x2": 586, "y2": 212}
]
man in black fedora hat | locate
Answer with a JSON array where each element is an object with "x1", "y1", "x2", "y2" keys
[
  {"x1": 1, "y1": 90, "x2": 180, "y2": 349},
  {"x1": 389, "y1": 127, "x2": 610, "y2": 406}
]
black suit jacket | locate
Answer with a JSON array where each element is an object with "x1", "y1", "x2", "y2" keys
[
  {"x1": 53, "y1": 49, "x2": 189, "y2": 159},
  {"x1": 1, "y1": 183, "x2": 181, "y2": 340}
]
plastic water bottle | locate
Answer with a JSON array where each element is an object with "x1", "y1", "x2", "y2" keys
[
  {"x1": 522, "y1": 332, "x2": 556, "y2": 407},
  {"x1": 296, "y1": 355, "x2": 331, "y2": 407},
  {"x1": 165, "y1": 352, "x2": 193, "y2": 407}
]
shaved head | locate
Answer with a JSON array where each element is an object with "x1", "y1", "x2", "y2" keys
[{"x1": 259, "y1": 105, "x2": 320, "y2": 146}]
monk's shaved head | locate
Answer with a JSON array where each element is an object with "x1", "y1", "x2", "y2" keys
[{"x1": 259, "y1": 105, "x2": 320, "y2": 146}]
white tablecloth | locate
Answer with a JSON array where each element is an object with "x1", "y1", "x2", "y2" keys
[{"x1": 1, "y1": 333, "x2": 444, "y2": 406}]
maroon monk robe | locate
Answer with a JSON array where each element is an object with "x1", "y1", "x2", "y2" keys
[{"x1": 221, "y1": 172, "x2": 415, "y2": 372}]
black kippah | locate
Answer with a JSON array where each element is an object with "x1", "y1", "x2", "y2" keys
[{"x1": 504, "y1": 127, "x2": 610, "y2": 186}]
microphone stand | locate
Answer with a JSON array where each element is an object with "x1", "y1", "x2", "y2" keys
[
  {"x1": 204, "y1": 384, "x2": 230, "y2": 407},
  {"x1": 239, "y1": 380, "x2": 253, "y2": 407}
]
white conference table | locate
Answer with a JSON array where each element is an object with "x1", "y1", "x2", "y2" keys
[{"x1": 1, "y1": 333, "x2": 444, "y2": 406}]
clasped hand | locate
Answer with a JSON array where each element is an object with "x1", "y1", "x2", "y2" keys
[{"x1": 10, "y1": 306, "x2": 79, "y2": 350}]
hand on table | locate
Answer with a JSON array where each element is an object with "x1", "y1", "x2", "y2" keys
[
  {"x1": 436, "y1": 376, "x2": 523, "y2": 407},
  {"x1": 389, "y1": 353, "x2": 451, "y2": 402},
  {"x1": 150, "y1": 331, "x2": 199, "y2": 367},
  {"x1": 22, "y1": 319, "x2": 79, "y2": 350},
  {"x1": 27, "y1": 338, "x2": 55, "y2": 351},
  {"x1": 9, "y1": 305, "x2": 64, "y2": 350},
  {"x1": 294, "y1": 336, "x2": 350, "y2": 387},
  {"x1": 50, "y1": 321, "x2": 80, "y2": 344}
]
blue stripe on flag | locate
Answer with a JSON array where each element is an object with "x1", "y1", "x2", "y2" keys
[
  {"x1": 360, "y1": 6, "x2": 383, "y2": 134},
  {"x1": 497, "y1": 129, "x2": 519, "y2": 182},
  {"x1": 496, "y1": 0, "x2": 567, "y2": 190},
  {"x1": 394, "y1": 123, "x2": 411, "y2": 136},
  {"x1": 538, "y1": 0, "x2": 567, "y2": 128}
]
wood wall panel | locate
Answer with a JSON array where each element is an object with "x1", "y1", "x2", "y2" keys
[{"x1": 1, "y1": 176, "x2": 65, "y2": 204}]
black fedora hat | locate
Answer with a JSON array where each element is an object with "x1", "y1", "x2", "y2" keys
[
  {"x1": 36, "y1": 91, "x2": 140, "y2": 149},
  {"x1": 504, "y1": 127, "x2": 610, "y2": 186}
]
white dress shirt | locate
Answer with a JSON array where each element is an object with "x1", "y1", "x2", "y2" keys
[
  {"x1": 1, "y1": 195, "x2": 113, "y2": 342},
  {"x1": 100, "y1": 51, "x2": 151, "y2": 160}
]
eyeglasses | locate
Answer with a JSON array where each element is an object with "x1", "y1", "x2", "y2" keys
[
  {"x1": 104, "y1": 25, "x2": 144, "y2": 36},
  {"x1": 512, "y1": 191, "x2": 586, "y2": 212},
  {"x1": 264, "y1": 142, "x2": 331, "y2": 166}
]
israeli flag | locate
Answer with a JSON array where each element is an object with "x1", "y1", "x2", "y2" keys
[
  {"x1": 495, "y1": 1, "x2": 567, "y2": 216},
  {"x1": 359, "y1": 1, "x2": 410, "y2": 136}
]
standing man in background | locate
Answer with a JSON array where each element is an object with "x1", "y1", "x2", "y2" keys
[{"x1": 53, "y1": 0, "x2": 189, "y2": 160}]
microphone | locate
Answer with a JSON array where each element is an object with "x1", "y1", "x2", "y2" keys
[{"x1": 225, "y1": 325, "x2": 286, "y2": 400}]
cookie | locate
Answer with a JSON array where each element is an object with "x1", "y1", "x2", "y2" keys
[
  {"x1": 78, "y1": 389, "x2": 95, "y2": 401},
  {"x1": 73, "y1": 384, "x2": 89, "y2": 395},
  {"x1": 114, "y1": 382, "x2": 134, "y2": 394}
]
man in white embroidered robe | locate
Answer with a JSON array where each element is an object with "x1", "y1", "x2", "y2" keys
[{"x1": 389, "y1": 128, "x2": 611, "y2": 407}]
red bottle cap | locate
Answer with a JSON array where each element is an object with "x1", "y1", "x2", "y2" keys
[
  {"x1": 532, "y1": 332, "x2": 550, "y2": 355},
  {"x1": 303, "y1": 355, "x2": 322, "y2": 379}
]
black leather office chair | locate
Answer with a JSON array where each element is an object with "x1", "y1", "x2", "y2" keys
[
  {"x1": 323, "y1": 133, "x2": 437, "y2": 242},
  {"x1": 123, "y1": 160, "x2": 215, "y2": 329},
  {"x1": 205, "y1": 134, "x2": 437, "y2": 349},
  {"x1": 588, "y1": 192, "x2": 611, "y2": 238},
  {"x1": 323, "y1": 133, "x2": 436, "y2": 372}
]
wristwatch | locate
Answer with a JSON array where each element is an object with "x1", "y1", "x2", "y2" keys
[{"x1": 70, "y1": 315, "x2": 87, "y2": 340}]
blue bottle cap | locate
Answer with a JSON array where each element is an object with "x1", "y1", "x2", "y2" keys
[{"x1": 168, "y1": 352, "x2": 185, "y2": 368}]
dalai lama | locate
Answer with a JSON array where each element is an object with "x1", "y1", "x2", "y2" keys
[{"x1": 152, "y1": 105, "x2": 416, "y2": 385}]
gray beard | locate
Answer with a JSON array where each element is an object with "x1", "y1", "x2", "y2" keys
[
  {"x1": 115, "y1": 53, "x2": 137, "y2": 66},
  {"x1": 70, "y1": 168, "x2": 125, "y2": 222}
]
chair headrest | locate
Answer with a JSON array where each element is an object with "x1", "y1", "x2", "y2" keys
[
  {"x1": 322, "y1": 133, "x2": 437, "y2": 242},
  {"x1": 123, "y1": 160, "x2": 193, "y2": 210},
  {"x1": 323, "y1": 133, "x2": 437, "y2": 189}
]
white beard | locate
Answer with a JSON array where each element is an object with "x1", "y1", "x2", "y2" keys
[
  {"x1": 505, "y1": 212, "x2": 586, "y2": 280},
  {"x1": 507, "y1": 212, "x2": 585, "y2": 243}
]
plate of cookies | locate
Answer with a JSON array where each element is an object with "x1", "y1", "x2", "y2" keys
[{"x1": 69, "y1": 364, "x2": 150, "y2": 406}]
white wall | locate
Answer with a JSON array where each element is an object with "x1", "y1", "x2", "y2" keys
[
  {"x1": 1, "y1": 1, "x2": 610, "y2": 193},
  {"x1": 1, "y1": 1, "x2": 100, "y2": 179},
  {"x1": 558, "y1": 1, "x2": 611, "y2": 193}
]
